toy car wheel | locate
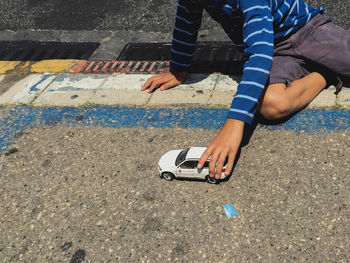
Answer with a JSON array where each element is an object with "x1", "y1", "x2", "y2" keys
[
  {"x1": 206, "y1": 175, "x2": 218, "y2": 184},
  {"x1": 162, "y1": 172, "x2": 175, "y2": 181}
]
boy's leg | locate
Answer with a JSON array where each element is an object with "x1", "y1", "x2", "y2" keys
[
  {"x1": 258, "y1": 14, "x2": 350, "y2": 120},
  {"x1": 258, "y1": 72, "x2": 327, "y2": 120},
  {"x1": 257, "y1": 50, "x2": 329, "y2": 120},
  {"x1": 295, "y1": 14, "x2": 350, "y2": 81}
]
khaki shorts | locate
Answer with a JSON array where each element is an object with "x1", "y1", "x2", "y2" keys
[{"x1": 269, "y1": 14, "x2": 350, "y2": 88}]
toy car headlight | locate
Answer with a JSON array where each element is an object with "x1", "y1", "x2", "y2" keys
[{"x1": 158, "y1": 165, "x2": 162, "y2": 171}]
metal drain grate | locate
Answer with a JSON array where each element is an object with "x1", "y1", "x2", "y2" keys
[
  {"x1": 71, "y1": 60, "x2": 171, "y2": 74},
  {"x1": 117, "y1": 42, "x2": 245, "y2": 74},
  {"x1": 0, "y1": 41, "x2": 100, "y2": 61}
]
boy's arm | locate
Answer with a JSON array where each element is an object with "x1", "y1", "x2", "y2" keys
[
  {"x1": 229, "y1": 0, "x2": 274, "y2": 124},
  {"x1": 141, "y1": 0, "x2": 203, "y2": 93},
  {"x1": 169, "y1": 0, "x2": 203, "y2": 72},
  {"x1": 198, "y1": 0, "x2": 274, "y2": 178}
]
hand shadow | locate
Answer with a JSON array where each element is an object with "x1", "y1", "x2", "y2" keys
[
  {"x1": 221, "y1": 118, "x2": 256, "y2": 182},
  {"x1": 148, "y1": 73, "x2": 212, "y2": 93},
  {"x1": 223, "y1": 104, "x2": 306, "y2": 181}
]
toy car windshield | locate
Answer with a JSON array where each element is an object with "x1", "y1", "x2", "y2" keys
[{"x1": 175, "y1": 147, "x2": 190, "y2": 166}]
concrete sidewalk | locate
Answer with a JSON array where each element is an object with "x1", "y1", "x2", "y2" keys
[
  {"x1": 0, "y1": 26, "x2": 349, "y2": 110},
  {"x1": 0, "y1": 71, "x2": 349, "y2": 109}
]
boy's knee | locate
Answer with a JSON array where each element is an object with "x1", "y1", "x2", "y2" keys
[{"x1": 259, "y1": 85, "x2": 292, "y2": 120}]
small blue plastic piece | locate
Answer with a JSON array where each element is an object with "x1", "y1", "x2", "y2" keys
[{"x1": 223, "y1": 204, "x2": 237, "y2": 217}]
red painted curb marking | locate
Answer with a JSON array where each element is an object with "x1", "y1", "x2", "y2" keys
[{"x1": 70, "y1": 60, "x2": 170, "y2": 74}]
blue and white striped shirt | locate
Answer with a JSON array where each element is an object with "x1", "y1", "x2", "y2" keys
[{"x1": 170, "y1": 0, "x2": 323, "y2": 124}]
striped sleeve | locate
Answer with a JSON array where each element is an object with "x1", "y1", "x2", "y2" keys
[
  {"x1": 228, "y1": 0, "x2": 274, "y2": 124},
  {"x1": 170, "y1": 0, "x2": 203, "y2": 72}
]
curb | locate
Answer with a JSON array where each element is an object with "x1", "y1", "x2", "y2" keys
[
  {"x1": 0, "y1": 71, "x2": 349, "y2": 109},
  {"x1": 0, "y1": 63, "x2": 349, "y2": 156}
]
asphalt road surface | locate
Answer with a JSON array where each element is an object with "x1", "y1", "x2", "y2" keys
[
  {"x1": 0, "y1": 0, "x2": 349, "y2": 31},
  {"x1": 1, "y1": 124, "x2": 349, "y2": 262}
]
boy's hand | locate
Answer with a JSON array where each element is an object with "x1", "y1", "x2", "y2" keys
[
  {"x1": 141, "y1": 71, "x2": 188, "y2": 93},
  {"x1": 197, "y1": 118, "x2": 244, "y2": 179}
]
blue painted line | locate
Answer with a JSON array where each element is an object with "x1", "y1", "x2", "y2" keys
[
  {"x1": 139, "y1": 108, "x2": 185, "y2": 128},
  {"x1": 0, "y1": 106, "x2": 349, "y2": 154},
  {"x1": 178, "y1": 108, "x2": 227, "y2": 129},
  {"x1": 263, "y1": 109, "x2": 350, "y2": 132},
  {"x1": 38, "y1": 107, "x2": 87, "y2": 126},
  {"x1": 82, "y1": 107, "x2": 147, "y2": 128}
]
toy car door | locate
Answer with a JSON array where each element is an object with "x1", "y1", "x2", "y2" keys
[
  {"x1": 177, "y1": 160, "x2": 197, "y2": 178},
  {"x1": 195, "y1": 161, "x2": 209, "y2": 178}
]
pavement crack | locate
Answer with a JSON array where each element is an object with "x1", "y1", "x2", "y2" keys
[
  {"x1": 206, "y1": 73, "x2": 220, "y2": 105},
  {"x1": 30, "y1": 75, "x2": 56, "y2": 104}
]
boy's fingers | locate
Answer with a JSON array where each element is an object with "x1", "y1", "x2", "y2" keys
[
  {"x1": 141, "y1": 75, "x2": 163, "y2": 90},
  {"x1": 225, "y1": 152, "x2": 236, "y2": 176},
  {"x1": 142, "y1": 73, "x2": 183, "y2": 92},
  {"x1": 160, "y1": 79, "x2": 179, "y2": 91},
  {"x1": 215, "y1": 152, "x2": 227, "y2": 179},
  {"x1": 148, "y1": 80, "x2": 163, "y2": 93},
  {"x1": 209, "y1": 150, "x2": 219, "y2": 177},
  {"x1": 197, "y1": 147, "x2": 212, "y2": 169},
  {"x1": 141, "y1": 77, "x2": 155, "y2": 90},
  {"x1": 148, "y1": 76, "x2": 176, "y2": 93}
]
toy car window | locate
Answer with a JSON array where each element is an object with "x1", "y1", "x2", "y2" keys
[
  {"x1": 202, "y1": 158, "x2": 226, "y2": 168},
  {"x1": 175, "y1": 147, "x2": 190, "y2": 166},
  {"x1": 180, "y1": 161, "x2": 196, "y2": 169}
]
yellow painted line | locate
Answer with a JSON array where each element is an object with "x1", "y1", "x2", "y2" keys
[
  {"x1": 30, "y1": 59, "x2": 82, "y2": 73},
  {"x1": 0, "y1": 60, "x2": 87, "y2": 74},
  {"x1": 0, "y1": 61, "x2": 31, "y2": 74},
  {"x1": 0, "y1": 61, "x2": 20, "y2": 74}
]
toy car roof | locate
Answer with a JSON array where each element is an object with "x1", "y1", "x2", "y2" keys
[{"x1": 185, "y1": 147, "x2": 207, "y2": 160}]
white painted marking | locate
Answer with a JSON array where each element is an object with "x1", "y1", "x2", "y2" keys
[{"x1": 0, "y1": 74, "x2": 55, "y2": 104}]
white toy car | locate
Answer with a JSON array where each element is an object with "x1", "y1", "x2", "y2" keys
[{"x1": 158, "y1": 146, "x2": 227, "y2": 184}]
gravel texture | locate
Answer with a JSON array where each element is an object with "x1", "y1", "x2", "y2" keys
[{"x1": 0, "y1": 125, "x2": 349, "y2": 262}]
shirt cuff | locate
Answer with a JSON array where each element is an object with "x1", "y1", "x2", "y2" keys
[
  {"x1": 169, "y1": 62, "x2": 191, "y2": 72},
  {"x1": 227, "y1": 109, "x2": 255, "y2": 125}
]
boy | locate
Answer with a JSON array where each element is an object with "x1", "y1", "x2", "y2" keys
[{"x1": 141, "y1": 0, "x2": 350, "y2": 181}]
